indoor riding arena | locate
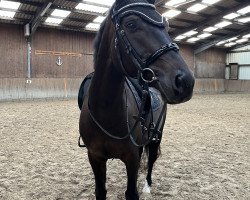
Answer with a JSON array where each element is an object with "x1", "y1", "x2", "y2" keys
[{"x1": 0, "y1": 0, "x2": 249, "y2": 200}]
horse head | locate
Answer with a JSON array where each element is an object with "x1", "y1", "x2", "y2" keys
[{"x1": 109, "y1": 0, "x2": 195, "y2": 104}]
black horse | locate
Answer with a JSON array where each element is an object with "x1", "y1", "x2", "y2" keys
[{"x1": 79, "y1": 0, "x2": 195, "y2": 199}]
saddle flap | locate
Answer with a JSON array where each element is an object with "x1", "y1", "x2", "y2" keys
[{"x1": 78, "y1": 72, "x2": 94, "y2": 110}]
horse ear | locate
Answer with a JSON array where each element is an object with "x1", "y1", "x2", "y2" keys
[{"x1": 147, "y1": 0, "x2": 156, "y2": 4}]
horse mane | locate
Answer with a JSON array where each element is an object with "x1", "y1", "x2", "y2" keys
[
  {"x1": 93, "y1": 6, "x2": 114, "y2": 70},
  {"x1": 93, "y1": 20, "x2": 106, "y2": 69}
]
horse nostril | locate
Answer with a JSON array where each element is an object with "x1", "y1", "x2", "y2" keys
[
  {"x1": 174, "y1": 71, "x2": 185, "y2": 96},
  {"x1": 175, "y1": 73, "x2": 183, "y2": 89}
]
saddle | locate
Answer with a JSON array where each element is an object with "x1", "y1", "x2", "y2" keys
[{"x1": 78, "y1": 72, "x2": 163, "y2": 112}]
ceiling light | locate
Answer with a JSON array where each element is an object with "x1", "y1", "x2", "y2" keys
[
  {"x1": 83, "y1": 0, "x2": 115, "y2": 6},
  {"x1": 183, "y1": 30, "x2": 198, "y2": 36},
  {"x1": 85, "y1": 23, "x2": 100, "y2": 31},
  {"x1": 76, "y1": 3, "x2": 109, "y2": 14},
  {"x1": 237, "y1": 17, "x2": 250, "y2": 23},
  {"x1": 45, "y1": 17, "x2": 63, "y2": 24},
  {"x1": 0, "y1": 0, "x2": 20, "y2": 10},
  {"x1": 93, "y1": 16, "x2": 106, "y2": 23},
  {"x1": 215, "y1": 21, "x2": 232, "y2": 28},
  {"x1": 165, "y1": 0, "x2": 187, "y2": 7},
  {"x1": 216, "y1": 40, "x2": 226, "y2": 46},
  {"x1": 237, "y1": 5, "x2": 250, "y2": 15},
  {"x1": 187, "y1": 37, "x2": 200, "y2": 43},
  {"x1": 197, "y1": 33, "x2": 212, "y2": 38},
  {"x1": 174, "y1": 35, "x2": 187, "y2": 41},
  {"x1": 227, "y1": 37, "x2": 237, "y2": 42},
  {"x1": 162, "y1": 10, "x2": 181, "y2": 19},
  {"x1": 187, "y1": 3, "x2": 207, "y2": 12},
  {"x1": 223, "y1": 13, "x2": 240, "y2": 20},
  {"x1": 203, "y1": 26, "x2": 218, "y2": 32},
  {"x1": 202, "y1": 0, "x2": 221, "y2": 5},
  {"x1": 242, "y1": 33, "x2": 250, "y2": 38},
  {"x1": 51, "y1": 9, "x2": 71, "y2": 18},
  {"x1": 218, "y1": 39, "x2": 241, "y2": 46},
  {"x1": 236, "y1": 38, "x2": 248, "y2": 43},
  {"x1": 224, "y1": 42, "x2": 236, "y2": 47},
  {"x1": 0, "y1": 10, "x2": 16, "y2": 18}
]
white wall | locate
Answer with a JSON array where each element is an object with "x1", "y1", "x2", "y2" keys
[{"x1": 226, "y1": 45, "x2": 250, "y2": 80}]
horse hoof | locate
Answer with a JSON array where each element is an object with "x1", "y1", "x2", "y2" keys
[{"x1": 142, "y1": 180, "x2": 151, "y2": 194}]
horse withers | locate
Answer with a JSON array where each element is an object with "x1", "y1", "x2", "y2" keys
[{"x1": 78, "y1": 0, "x2": 195, "y2": 199}]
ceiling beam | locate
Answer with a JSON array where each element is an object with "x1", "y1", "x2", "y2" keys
[
  {"x1": 29, "y1": 1, "x2": 54, "y2": 35},
  {"x1": 233, "y1": 0, "x2": 250, "y2": 3},
  {"x1": 169, "y1": 24, "x2": 186, "y2": 29},
  {"x1": 194, "y1": 28, "x2": 250, "y2": 54},
  {"x1": 0, "y1": 16, "x2": 29, "y2": 24}
]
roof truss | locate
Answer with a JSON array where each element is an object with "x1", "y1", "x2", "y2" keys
[{"x1": 0, "y1": 0, "x2": 249, "y2": 51}]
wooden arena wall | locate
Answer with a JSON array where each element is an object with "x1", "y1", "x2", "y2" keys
[
  {"x1": 32, "y1": 27, "x2": 94, "y2": 78},
  {"x1": 0, "y1": 23, "x2": 94, "y2": 100},
  {"x1": 0, "y1": 23, "x2": 249, "y2": 100},
  {"x1": 0, "y1": 24, "x2": 27, "y2": 78},
  {"x1": 0, "y1": 23, "x2": 94, "y2": 79}
]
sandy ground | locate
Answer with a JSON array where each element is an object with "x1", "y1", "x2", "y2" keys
[{"x1": 0, "y1": 93, "x2": 249, "y2": 200}]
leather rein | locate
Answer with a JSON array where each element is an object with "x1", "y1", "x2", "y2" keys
[{"x1": 79, "y1": 3, "x2": 179, "y2": 148}]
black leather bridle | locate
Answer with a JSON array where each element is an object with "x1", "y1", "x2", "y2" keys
[{"x1": 112, "y1": 2, "x2": 179, "y2": 84}]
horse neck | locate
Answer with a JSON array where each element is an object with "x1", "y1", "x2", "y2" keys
[
  {"x1": 89, "y1": 62, "x2": 125, "y2": 113},
  {"x1": 88, "y1": 21, "x2": 125, "y2": 117}
]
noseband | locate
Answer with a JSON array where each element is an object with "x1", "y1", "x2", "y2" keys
[{"x1": 112, "y1": 3, "x2": 179, "y2": 83}]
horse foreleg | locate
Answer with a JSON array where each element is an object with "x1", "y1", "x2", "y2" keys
[
  {"x1": 139, "y1": 147, "x2": 143, "y2": 159},
  {"x1": 124, "y1": 154, "x2": 140, "y2": 200},
  {"x1": 143, "y1": 141, "x2": 161, "y2": 194},
  {"x1": 88, "y1": 152, "x2": 107, "y2": 200}
]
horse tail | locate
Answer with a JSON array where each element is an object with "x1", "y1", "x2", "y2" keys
[
  {"x1": 141, "y1": 142, "x2": 161, "y2": 192},
  {"x1": 142, "y1": 142, "x2": 161, "y2": 171}
]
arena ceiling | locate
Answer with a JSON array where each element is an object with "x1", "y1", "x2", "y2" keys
[{"x1": 0, "y1": 0, "x2": 250, "y2": 53}]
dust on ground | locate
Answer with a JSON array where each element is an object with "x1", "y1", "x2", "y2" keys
[{"x1": 0, "y1": 93, "x2": 249, "y2": 200}]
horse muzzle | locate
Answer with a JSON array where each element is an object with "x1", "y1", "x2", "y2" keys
[
  {"x1": 155, "y1": 69, "x2": 195, "y2": 104},
  {"x1": 172, "y1": 70, "x2": 195, "y2": 102}
]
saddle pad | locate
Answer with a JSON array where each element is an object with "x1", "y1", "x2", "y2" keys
[{"x1": 126, "y1": 78, "x2": 163, "y2": 112}]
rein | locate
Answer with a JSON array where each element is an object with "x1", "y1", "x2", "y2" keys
[{"x1": 83, "y1": 81, "x2": 167, "y2": 147}]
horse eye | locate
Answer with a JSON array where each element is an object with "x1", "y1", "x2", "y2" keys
[{"x1": 125, "y1": 21, "x2": 137, "y2": 30}]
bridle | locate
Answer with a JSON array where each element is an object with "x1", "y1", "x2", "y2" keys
[
  {"x1": 79, "y1": 2, "x2": 180, "y2": 148},
  {"x1": 111, "y1": 3, "x2": 180, "y2": 146},
  {"x1": 112, "y1": 2, "x2": 179, "y2": 84}
]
